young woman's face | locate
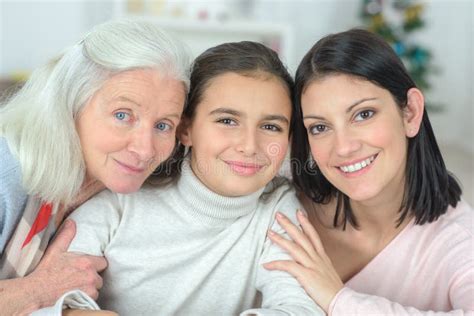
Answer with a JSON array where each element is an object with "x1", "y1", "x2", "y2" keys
[
  {"x1": 77, "y1": 69, "x2": 185, "y2": 193},
  {"x1": 181, "y1": 72, "x2": 291, "y2": 197},
  {"x1": 301, "y1": 74, "x2": 412, "y2": 205}
]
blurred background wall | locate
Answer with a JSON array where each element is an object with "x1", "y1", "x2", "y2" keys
[{"x1": 1, "y1": 0, "x2": 472, "y2": 202}]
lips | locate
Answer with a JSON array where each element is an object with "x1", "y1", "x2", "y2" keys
[
  {"x1": 115, "y1": 159, "x2": 146, "y2": 174},
  {"x1": 338, "y1": 154, "x2": 377, "y2": 174},
  {"x1": 225, "y1": 160, "x2": 264, "y2": 176}
]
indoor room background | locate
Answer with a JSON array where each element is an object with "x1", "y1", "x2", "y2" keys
[{"x1": 1, "y1": 0, "x2": 472, "y2": 204}]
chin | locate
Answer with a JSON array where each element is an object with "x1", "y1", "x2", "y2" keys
[{"x1": 345, "y1": 189, "x2": 379, "y2": 202}]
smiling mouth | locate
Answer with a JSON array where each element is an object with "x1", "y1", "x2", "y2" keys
[
  {"x1": 225, "y1": 161, "x2": 264, "y2": 176},
  {"x1": 338, "y1": 155, "x2": 377, "y2": 173},
  {"x1": 115, "y1": 159, "x2": 146, "y2": 174}
]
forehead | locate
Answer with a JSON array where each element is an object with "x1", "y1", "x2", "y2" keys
[
  {"x1": 302, "y1": 74, "x2": 391, "y2": 107},
  {"x1": 99, "y1": 69, "x2": 185, "y2": 100},
  {"x1": 198, "y1": 72, "x2": 292, "y2": 115}
]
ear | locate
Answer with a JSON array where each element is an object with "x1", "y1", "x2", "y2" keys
[
  {"x1": 177, "y1": 117, "x2": 193, "y2": 146},
  {"x1": 403, "y1": 88, "x2": 424, "y2": 138}
]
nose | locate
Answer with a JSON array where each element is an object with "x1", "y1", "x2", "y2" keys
[
  {"x1": 128, "y1": 126, "x2": 156, "y2": 162},
  {"x1": 236, "y1": 127, "x2": 258, "y2": 157},
  {"x1": 334, "y1": 128, "x2": 361, "y2": 157}
]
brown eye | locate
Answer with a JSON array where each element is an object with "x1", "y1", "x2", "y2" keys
[
  {"x1": 355, "y1": 110, "x2": 375, "y2": 122},
  {"x1": 309, "y1": 124, "x2": 327, "y2": 135},
  {"x1": 217, "y1": 118, "x2": 237, "y2": 126}
]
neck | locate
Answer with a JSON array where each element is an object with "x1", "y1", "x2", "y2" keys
[
  {"x1": 175, "y1": 159, "x2": 265, "y2": 227},
  {"x1": 305, "y1": 177, "x2": 412, "y2": 236},
  {"x1": 351, "y1": 178, "x2": 408, "y2": 231}
]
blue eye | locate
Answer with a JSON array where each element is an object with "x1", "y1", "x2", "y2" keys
[
  {"x1": 114, "y1": 111, "x2": 131, "y2": 121},
  {"x1": 355, "y1": 110, "x2": 375, "y2": 122},
  {"x1": 156, "y1": 122, "x2": 171, "y2": 131},
  {"x1": 309, "y1": 124, "x2": 328, "y2": 135}
]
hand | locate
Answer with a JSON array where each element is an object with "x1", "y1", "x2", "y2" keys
[
  {"x1": 26, "y1": 219, "x2": 108, "y2": 307},
  {"x1": 63, "y1": 309, "x2": 118, "y2": 316},
  {"x1": 263, "y1": 210, "x2": 343, "y2": 312}
]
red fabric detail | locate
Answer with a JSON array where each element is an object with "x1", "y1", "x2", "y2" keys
[{"x1": 21, "y1": 203, "x2": 53, "y2": 248}]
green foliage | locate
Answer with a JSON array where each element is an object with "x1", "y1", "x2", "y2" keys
[{"x1": 360, "y1": 0, "x2": 442, "y2": 111}]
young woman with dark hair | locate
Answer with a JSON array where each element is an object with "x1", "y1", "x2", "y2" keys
[{"x1": 264, "y1": 29, "x2": 473, "y2": 314}]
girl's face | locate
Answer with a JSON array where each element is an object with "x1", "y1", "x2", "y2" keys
[
  {"x1": 77, "y1": 69, "x2": 185, "y2": 193},
  {"x1": 180, "y1": 72, "x2": 291, "y2": 197},
  {"x1": 301, "y1": 74, "x2": 415, "y2": 205}
]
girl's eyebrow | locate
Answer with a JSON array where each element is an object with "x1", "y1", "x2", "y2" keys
[
  {"x1": 263, "y1": 115, "x2": 289, "y2": 125},
  {"x1": 209, "y1": 107, "x2": 241, "y2": 117},
  {"x1": 303, "y1": 97, "x2": 378, "y2": 121},
  {"x1": 210, "y1": 108, "x2": 289, "y2": 125}
]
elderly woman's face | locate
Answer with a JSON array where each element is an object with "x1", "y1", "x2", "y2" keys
[{"x1": 76, "y1": 69, "x2": 185, "y2": 193}]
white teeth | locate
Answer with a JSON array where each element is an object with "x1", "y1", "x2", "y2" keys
[{"x1": 339, "y1": 155, "x2": 375, "y2": 173}]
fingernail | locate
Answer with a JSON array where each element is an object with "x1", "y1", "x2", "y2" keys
[
  {"x1": 267, "y1": 229, "x2": 275, "y2": 236},
  {"x1": 276, "y1": 212, "x2": 284, "y2": 219},
  {"x1": 297, "y1": 209, "x2": 307, "y2": 217}
]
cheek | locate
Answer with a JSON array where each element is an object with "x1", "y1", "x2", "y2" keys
[
  {"x1": 153, "y1": 137, "x2": 177, "y2": 164},
  {"x1": 266, "y1": 139, "x2": 288, "y2": 164},
  {"x1": 308, "y1": 139, "x2": 329, "y2": 165}
]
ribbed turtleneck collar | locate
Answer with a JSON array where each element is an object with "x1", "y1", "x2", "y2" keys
[{"x1": 175, "y1": 159, "x2": 264, "y2": 227}]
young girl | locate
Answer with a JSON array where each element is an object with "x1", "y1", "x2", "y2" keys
[
  {"x1": 264, "y1": 29, "x2": 473, "y2": 315},
  {"x1": 39, "y1": 41, "x2": 323, "y2": 315}
]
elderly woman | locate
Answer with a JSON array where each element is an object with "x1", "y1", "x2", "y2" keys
[{"x1": 0, "y1": 19, "x2": 190, "y2": 314}]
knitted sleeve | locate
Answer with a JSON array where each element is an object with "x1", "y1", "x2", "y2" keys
[
  {"x1": 66, "y1": 189, "x2": 122, "y2": 256},
  {"x1": 241, "y1": 185, "x2": 325, "y2": 316}
]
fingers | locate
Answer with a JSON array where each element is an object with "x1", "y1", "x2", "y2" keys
[
  {"x1": 263, "y1": 260, "x2": 309, "y2": 284},
  {"x1": 296, "y1": 211, "x2": 325, "y2": 254},
  {"x1": 77, "y1": 265, "x2": 104, "y2": 300},
  {"x1": 44, "y1": 220, "x2": 77, "y2": 256},
  {"x1": 296, "y1": 210, "x2": 332, "y2": 264},
  {"x1": 85, "y1": 255, "x2": 108, "y2": 272},
  {"x1": 275, "y1": 211, "x2": 318, "y2": 260}
]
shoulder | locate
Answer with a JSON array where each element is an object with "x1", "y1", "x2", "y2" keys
[
  {"x1": 69, "y1": 183, "x2": 168, "y2": 221},
  {"x1": 413, "y1": 200, "x2": 474, "y2": 267},
  {"x1": 433, "y1": 199, "x2": 473, "y2": 239},
  {"x1": 0, "y1": 137, "x2": 27, "y2": 201},
  {"x1": 260, "y1": 178, "x2": 301, "y2": 222},
  {"x1": 262, "y1": 178, "x2": 299, "y2": 206},
  {"x1": 0, "y1": 137, "x2": 21, "y2": 178},
  {"x1": 0, "y1": 137, "x2": 25, "y2": 194},
  {"x1": 0, "y1": 137, "x2": 28, "y2": 251},
  {"x1": 68, "y1": 189, "x2": 121, "y2": 222}
]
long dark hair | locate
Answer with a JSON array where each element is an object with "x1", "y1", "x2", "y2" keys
[
  {"x1": 154, "y1": 41, "x2": 294, "y2": 182},
  {"x1": 291, "y1": 29, "x2": 461, "y2": 228}
]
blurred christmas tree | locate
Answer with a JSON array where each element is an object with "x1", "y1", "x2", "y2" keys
[{"x1": 361, "y1": 0, "x2": 442, "y2": 111}]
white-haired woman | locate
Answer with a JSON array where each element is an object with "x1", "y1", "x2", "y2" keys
[{"x1": 0, "y1": 19, "x2": 190, "y2": 315}]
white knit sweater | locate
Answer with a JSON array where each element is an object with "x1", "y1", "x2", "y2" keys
[{"x1": 42, "y1": 160, "x2": 322, "y2": 316}]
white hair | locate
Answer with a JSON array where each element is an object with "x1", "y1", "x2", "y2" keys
[{"x1": 0, "y1": 18, "x2": 191, "y2": 204}]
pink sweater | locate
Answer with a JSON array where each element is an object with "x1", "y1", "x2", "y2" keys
[{"x1": 329, "y1": 200, "x2": 474, "y2": 315}]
